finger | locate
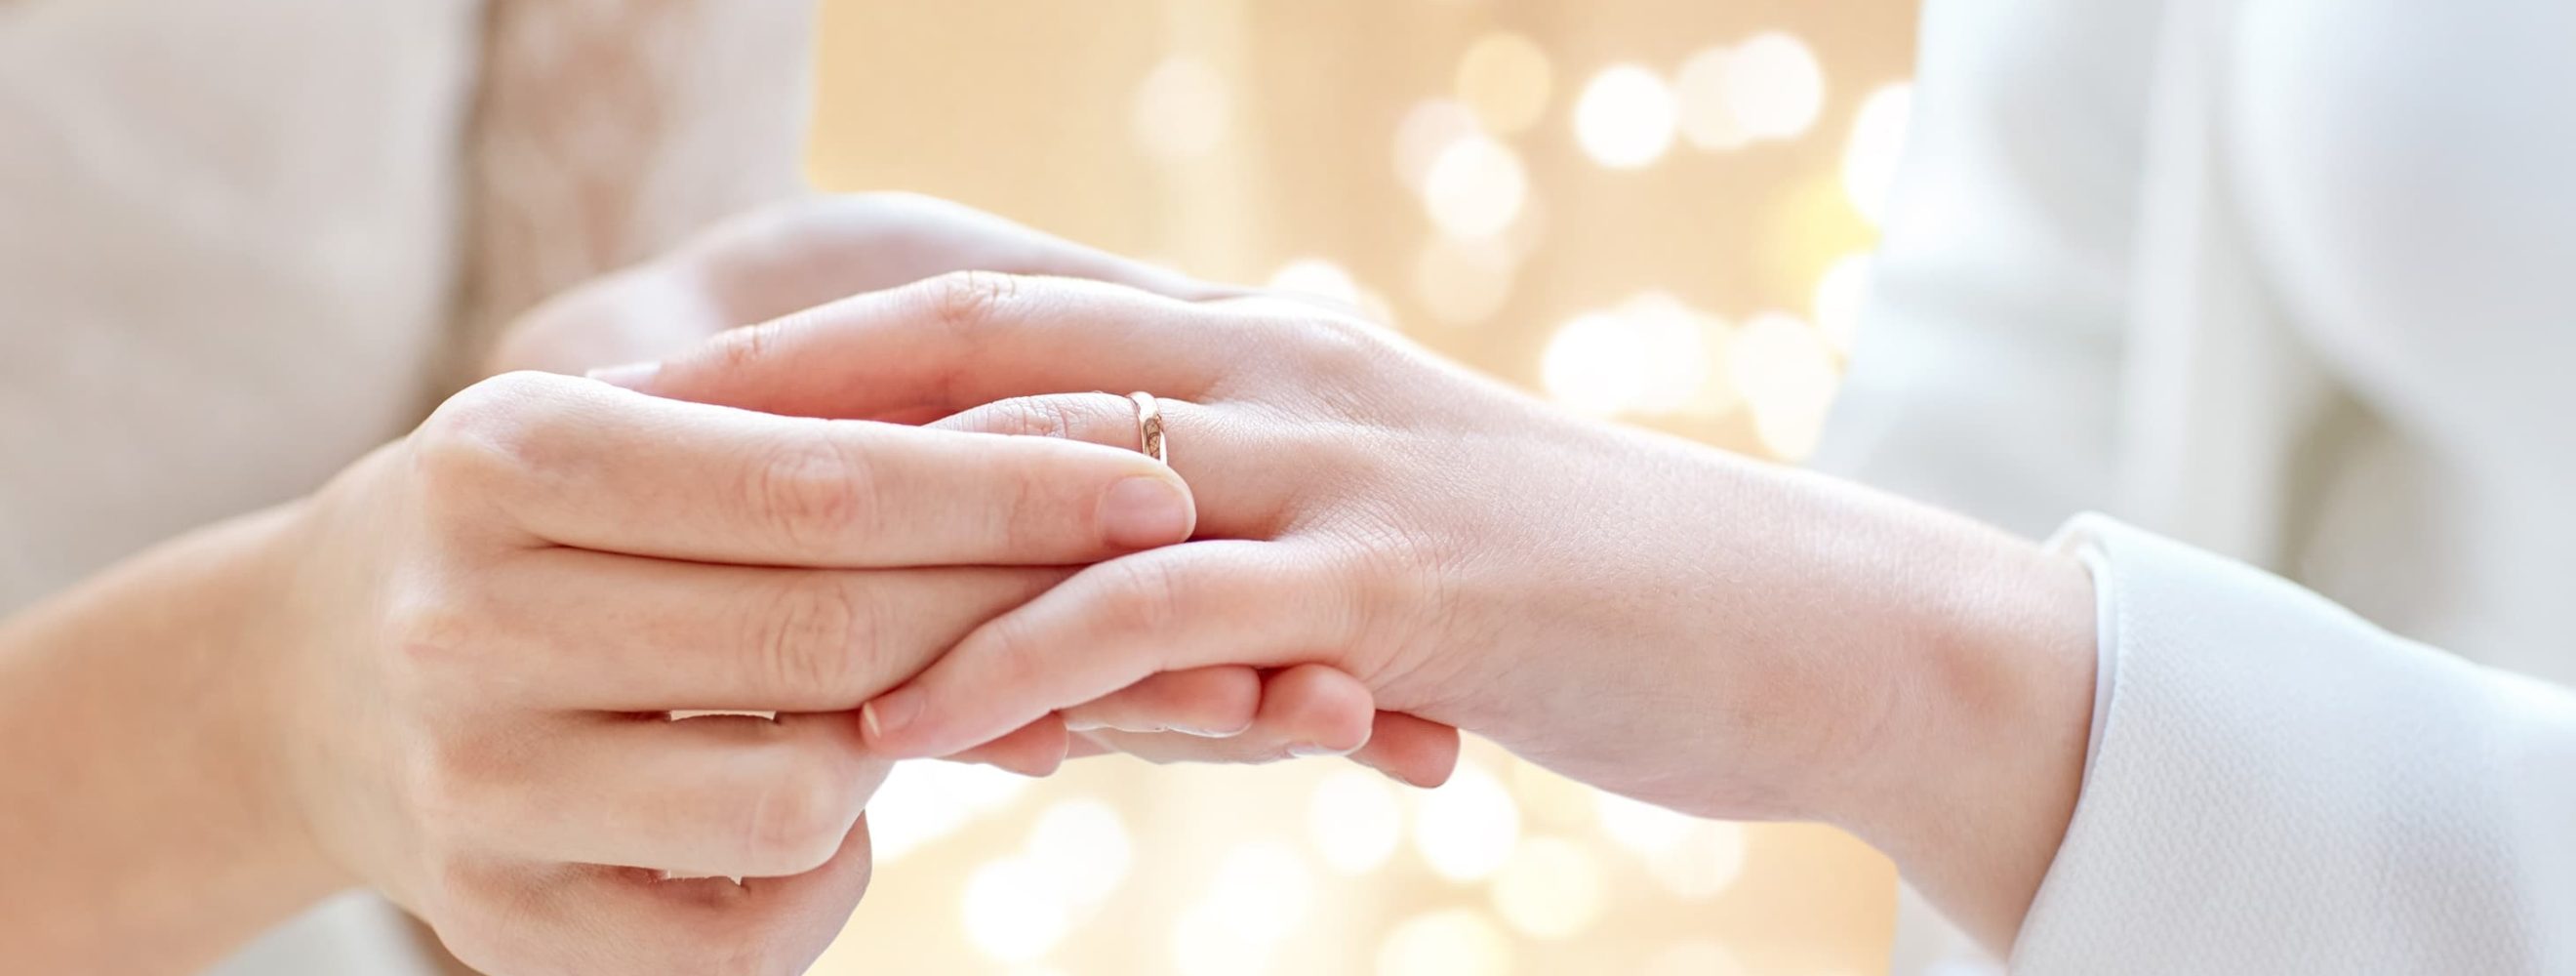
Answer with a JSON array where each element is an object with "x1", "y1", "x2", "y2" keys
[
  {"x1": 430, "y1": 820, "x2": 875, "y2": 976},
  {"x1": 860, "y1": 542, "x2": 1362, "y2": 758},
  {"x1": 419, "y1": 371, "x2": 1194, "y2": 567},
  {"x1": 466, "y1": 549, "x2": 1067, "y2": 712},
  {"x1": 943, "y1": 716, "x2": 1069, "y2": 777},
  {"x1": 931, "y1": 392, "x2": 1296, "y2": 538},
  {"x1": 602, "y1": 271, "x2": 1295, "y2": 420},
  {"x1": 1079, "y1": 708, "x2": 1460, "y2": 788},
  {"x1": 1065, "y1": 664, "x2": 1374, "y2": 763},
  {"x1": 1057, "y1": 667, "x2": 1263, "y2": 736},
  {"x1": 449, "y1": 712, "x2": 889, "y2": 879},
  {"x1": 686, "y1": 193, "x2": 1249, "y2": 327},
  {"x1": 1351, "y1": 712, "x2": 1464, "y2": 789}
]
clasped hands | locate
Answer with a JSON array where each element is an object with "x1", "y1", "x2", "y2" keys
[{"x1": 267, "y1": 195, "x2": 2091, "y2": 974}]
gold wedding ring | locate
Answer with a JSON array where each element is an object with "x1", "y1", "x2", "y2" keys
[{"x1": 1127, "y1": 391, "x2": 1167, "y2": 465}]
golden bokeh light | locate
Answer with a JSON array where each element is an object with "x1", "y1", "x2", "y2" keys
[
  {"x1": 1675, "y1": 46, "x2": 1751, "y2": 152},
  {"x1": 1307, "y1": 766, "x2": 1406, "y2": 874},
  {"x1": 1842, "y1": 82, "x2": 1916, "y2": 227},
  {"x1": 1377, "y1": 909, "x2": 1514, "y2": 976},
  {"x1": 1411, "y1": 760, "x2": 1523, "y2": 882},
  {"x1": 1025, "y1": 798, "x2": 1134, "y2": 907},
  {"x1": 1813, "y1": 253, "x2": 1876, "y2": 355},
  {"x1": 961, "y1": 857, "x2": 1073, "y2": 962},
  {"x1": 1574, "y1": 63, "x2": 1679, "y2": 169},
  {"x1": 1727, "y1": 31, "x2": 1828, "y2": 142},
  {"x1": 1392, "y1": 98, "x2": 1481, "y2": 193},
  {"x1": 1490, "y1": 836, "x2": 1610, "y2": 939},
  {"x1": 1455, "y1": 32, "x2": 1554, "y2": 135},
  {"x1": 1646, "y1": 821, "x2": 1751, "y2": 900},
  {"x1": 1130, "y1": 55, "x2": 1231, "y2": 162},
  {"x1": 1732, "y1": 311, "x2": 1842, "y2": 461},
  {"x1": 1644, "y1": 939, "x2": 1751, "y2": 976},
  {"x1": 1412, "y1": 234, "x2": 1518, "y2": 326},
  {"x1": 1422, "y1": 134, "x2": 1530, "y2": 239},
  {"x1": 1268, "y1": 257, "x2": 1365, "y2": 306},
  {"x1": 805, "y1": 4, "x2": 1915, "y2": 971}
]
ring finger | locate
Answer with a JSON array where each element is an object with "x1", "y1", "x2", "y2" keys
[{"x1": 932, "y1": 392, "x2": 1292, "y2": 539}]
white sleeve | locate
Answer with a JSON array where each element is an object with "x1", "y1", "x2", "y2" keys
[
  {"x1": 2015, "y1": 514, "x2": 2576, "y2": 974},
  {"x1": 1805, "y1": 0, "x2": 2168, "y2": 543}
]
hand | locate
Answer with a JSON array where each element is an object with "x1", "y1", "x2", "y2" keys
[
  {"x1": 612, "y1": 272, "x2": 2101, "y2": 948},
  {"x1": 260, "y1": 369, "x2": 1215, "y2": 974},
  {"x1": 492, "y1": 193, "x2": 1458, "y2": 784},
  {"x1": 484, "y1": 192, "x2": 1238, "y2": 376}
]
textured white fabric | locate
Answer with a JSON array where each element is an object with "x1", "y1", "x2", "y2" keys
[
  {"x1": 1815, "y1": 0, "x2": 2576, "y2": 970},
  {"x1": 2021, "y1": 516, "x2": 2576, "y2": 974}
]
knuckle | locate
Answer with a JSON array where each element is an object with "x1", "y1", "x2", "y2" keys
[
  {"x1": 413, "y1": 372, "x2": 565, "y2": 507},
  {"x1": 919, "y1": 268, "x2": 1020, "y2": 338},
  {"x1": 712, "y1": 317, "x2": 790, "y2": 374},
  {"x1": 973, "y1": 394, "x2": 1084, "y2": 441},
  {"x1": 1101, "y1": 556, "x2": 1187, "y2": 635},
  {"x1": 745, "y1": 432, "x2": 878, "y2": 553},
  {"x1": 405, "y1": 733, "x2": 514, "y2": 838},
  {"x1": 744, "y1": 762, "x2": 856, "y2": 875},
  {"x1": 756, "y1": 575, "x2": 873, "y2": 697}
]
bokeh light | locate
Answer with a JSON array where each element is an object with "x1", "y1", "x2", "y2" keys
[
  {"x1": 1201, "y1": 841, "x2": 1318, "y2": 944},
  {"x1": 959, "y1": 857, "x2": 1071, "y2": 963},
  {"x1": 1489, "y1": 836, "x2": 1608, "y2": 938},
  {"x1": 1812, "y1": 253, "x2": 1875, "y2": 355},
  {"x1": 1574, "y1": 63, "x2": 1679, "y2": 169},
  {"x1": 1170, "y1": 902, "x2": 1273, "y2": 976},
  {"x1": 1841, "y1": 82, "x2": 1915, "y2": 226},
  {"x1": 1412, "y1": 235, "x2": 1517, "y2": 326},
  {"x1": 1269, "y1": 257, "x2": 1366, "y2": 306},
  {"x1": 1540, "y1": 294, "x2": 1715, "y2": 417},
  {"x1": 1643, "y1": 939, "x2": 1751, "y2": 976},
  {"x1": 1455, "y1": 32, "x2": 1554, "y2": 135},
  {"x1": 868, "y1": 761, "x2": 1031, "y2": 863},
  {"x1": 1594, "y1": 790, "x2": 1700, "y2": 856},
  {"x1": 1393, "y1": 99, "x2": 1481, "y2": 193},
  {"x1": 1377, "y1": 909, "x2": 1514, "y2": 976},
  {"x1": 1024, "y1": 798, "x2": 1132, "y2": 907},
  {"x1": 1308, "y1": 766, "x2": 1405, "y2": 874},
  {"x1": 1725, "y1": 31, "x2": 1826, "y2": 141},
  {"x1": 1646, "y1": 821, "x2": 1751, "y2": 900},
  {"x1": 1411, "y1": 760, "x2": 1522, "y2": 881},
  {"x1": 1731, "y1": 310, "x2": 1842, "y2": 460},
  {"x1": 1675, "y1": 46, "x2": 1751, "y2": 152},
  {"x1": 1422, "y1": 134, "x2": 1530, "y2": 239},
  {"x1": 1130, "y1": 55, "x2": 1231, "y2": 162}
]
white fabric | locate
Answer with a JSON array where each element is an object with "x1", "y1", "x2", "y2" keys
[
  {"x1": 2022, "y1": 515, "x2": 2576, "y2": 974},
  {"x1": 1817, "y1": 0, "x2": 2576, "y2": 971}
]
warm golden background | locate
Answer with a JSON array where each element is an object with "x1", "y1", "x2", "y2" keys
[{"x1": 802, "y1": 2, "x2": 1919, "y2": 973}]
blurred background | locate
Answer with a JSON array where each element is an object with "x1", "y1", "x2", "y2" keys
[{"x1": 802, "y1": 2, "x2": 1919, "y2": 973}]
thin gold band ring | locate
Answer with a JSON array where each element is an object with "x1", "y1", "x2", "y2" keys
[{"x1": 1127, "y1": 391, "x2": 1167, "y2": 465}]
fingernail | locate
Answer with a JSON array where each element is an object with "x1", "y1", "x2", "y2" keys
[
  {"x1": 861, "y1": 686, "x2": 922, "y2": 744},
  {"x1": 1288, "y1": 742, "x2": 1354, "y2": 758},
  {"x1": 584, "y1": 361, "x2": 661, "y2": 390},
  {"x1": 1098, "y1": 475, "x2": 1192, "y2": 549}
]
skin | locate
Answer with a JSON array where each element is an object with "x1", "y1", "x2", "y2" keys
[
  {"x1": 0, "y1": 197, "x2": 1454, "y2": 976},
  {"x1": 619, "y1": 271, "x2": 2106, "y2": 955}
]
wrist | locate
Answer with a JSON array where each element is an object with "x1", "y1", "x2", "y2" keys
[
  {"x1": 1820, "y1": 493, "x2": 2098, "y2": 953},
  {"x1": 0, "y1": 503, "x2": 350, "y2": 969}
]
